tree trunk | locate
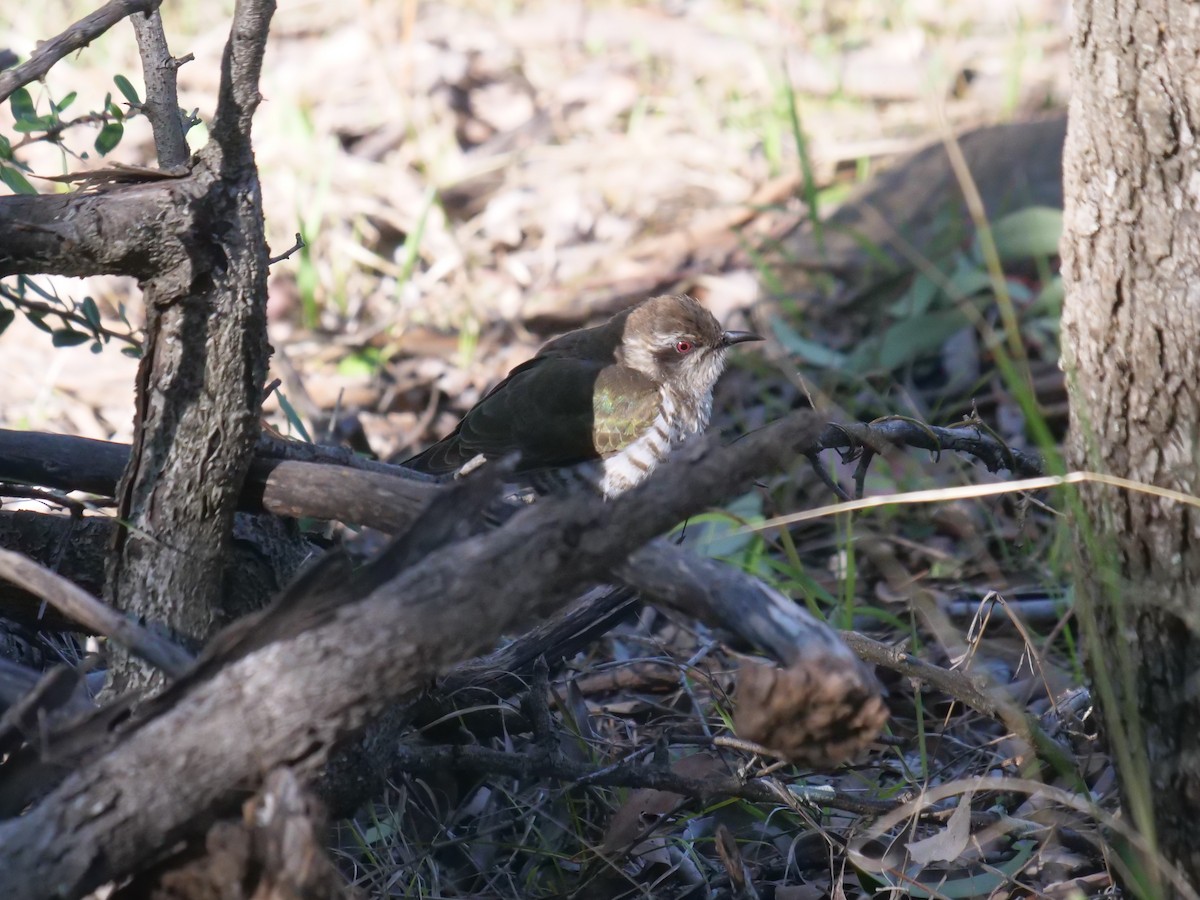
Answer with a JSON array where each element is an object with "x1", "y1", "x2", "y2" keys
[
  {"x1": 1061, "y1": 0, "x2": 1200, "y2": 892},
  {"x1": 104, "y1": 0, "x2": 276, "y2": 696}
]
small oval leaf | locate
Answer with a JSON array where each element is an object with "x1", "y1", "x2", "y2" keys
[
  {"x1": 52, "y1": 328, "x2": 91, "y2": 348},
  {"x1": 81, "y1": 296, "x2": 102, "y2": 331},
  {"x1": 94, "y1": 121, "x2": 124, "y2": 156},
  {"x1": 0, "y1": 163, "x2": 37, "y2": 195},
  {"x1": 9, "y1": 87, "x2": 35, "y2": 121},
  {"x1": 113, "y1": 74, "x2": 141, "y2": 107}
]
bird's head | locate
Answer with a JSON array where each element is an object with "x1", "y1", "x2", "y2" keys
[{"x1": 619, "y1": 294, "x2": 762, "y2": 395}]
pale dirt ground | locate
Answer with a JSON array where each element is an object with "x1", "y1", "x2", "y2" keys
[{"x1": 1, "y1": 0, "x2": 1070, "y2": 454}]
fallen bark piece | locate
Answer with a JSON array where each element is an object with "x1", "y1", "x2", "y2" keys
[
  {"x1": 115, "y1": 768, "x2": 350, "y2": 900},
  {"x1": 733, "y1": 654, "x2": 889, "y2": 767}
]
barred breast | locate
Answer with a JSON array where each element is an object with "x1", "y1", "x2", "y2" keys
[{"x1": 597, "y1": 390, "x2": 711, "y2": 498}]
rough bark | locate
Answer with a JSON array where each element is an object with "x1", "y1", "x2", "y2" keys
[
  {"x1": 0, "y1": 179, "x2": 191, "y2": 280},
  {"x1": 130, "y1": 9, "x2": 190, "y2": 169},
  {"x1": 104, "y1": 0, "x2": 277, "y2": 696},
  {"x1": 1061, "y1": 0, "x2": 1200, "y2": 891}
]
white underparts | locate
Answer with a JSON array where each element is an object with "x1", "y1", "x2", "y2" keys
[{"x1": 597, "y1": 388, "x2": 711, "y2": 498}]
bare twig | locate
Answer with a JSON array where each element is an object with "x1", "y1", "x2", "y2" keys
[
  {"x1": 130, "y1": 8, "x2": 190, "y2": 168},
  {"x1": 268, "y1": 232, "x2": 305, "y2": 265},
  {"x1": 0, "y1": 483, "x2": 94, "y2": 516},
  {"x1": 839, "y1": 630, "x2": 1080, "y2": 781},
  {"x1": 0, "y1": 283, "x2": 142, "y2": 350},
  {"x1": 0, "y1": 0, "x2": 161, "y2": 104},
  {"x1": 387, "y1": 741, "x2": 922, "y2": 819},
  {"x1": 12, "y1": 110, "x2": 120, "y2": 152},
  {"x1": 816, "y1": 417, "x2": 1044, "y2": 480},
  {"x1": 0, "y1": 664, "x2": 92, "y2": 755},
  {"x1": 0, "y1": 549, "x2": 193, "y2": 677}
]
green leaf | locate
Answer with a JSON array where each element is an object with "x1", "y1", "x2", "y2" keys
[
  {"x1": 880, "y1": 840, "x2": 1037, "y2": 899},
  {"x1": 0, "y1": 308, "x2": 15, "y2": 336},
  {"x1": 9, "y1": 87, "x2": 35, "y2": 122},
  {"x1": 770, "y1": 315, "x2": 847, "y2": 369},
  {"x1": 121, "y1": 345, "x2": 143, "y2": 359},
  {"x1": 52, "y1": 328, "x2": 91, "y2": 347},
  {"x1": 888, "y1": 271, "x2": 941, "y2": 317},
  {"x1": 944, "y1": 257, "x2": 994, "y2": 299},
  {"x1": 0, "y1": 163, "x2": 37, "y2": 195},
  {"x1": 113, "y1": 74, "x2": 141, "y2": 107},
  {"x1": 876, "y1": 308, "x2": 973, "y2": 371},
  {"x1": 336, "y1": 348, "x2": 383, "y2": 378},
  {"x1": 81, "y1": 296, "x2": 102, "y2": 332},
  {"x1": 26, "y1": 311, "x2": 52, "y2": 333},
  {"x1": 675, "y1": 492, "x2": 764, "y2": 562},
  {"x1": 94, "y1": 121, "x2": 124, "y2": 156},
  {"x1": 91, "y1": 341, "x2": 103, "y2": 354},
  {"x1": 275, "y1": 391, "x2": 313, "y2": 443},
  {"x1": 1032, "y1": 276, "x2": 1064, "y2": 316},
  {"x1": 976, "y1": 206, "x2": 1063, "y2": 262},
  {"x1": 13, "y1": 114, "x2": 56, "y2": 134},
  {"x1": 0, "y1": 134, "x2": 11, "y2": 160},
  {"x1": 54, "y1": 91, "x2": 77, "y2": 113}
]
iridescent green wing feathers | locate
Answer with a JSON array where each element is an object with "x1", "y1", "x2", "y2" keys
[{"x1": 590, "y1": 364, "x2": 661, "y2": 457}]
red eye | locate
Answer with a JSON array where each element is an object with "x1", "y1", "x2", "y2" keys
[{"x1": 675, "y1": 340, "x2": 693, "y2": 354}]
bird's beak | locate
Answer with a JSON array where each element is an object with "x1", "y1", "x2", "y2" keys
[{"x1": 722, "y1": 330, "x2": 763, "y2": 347}]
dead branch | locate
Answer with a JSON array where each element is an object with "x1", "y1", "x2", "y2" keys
[
  {"x1": 0, "y1": 550, "x2": 192, "y2": 677},
  {"x1": 0, "y1": 657, "x2": 51, "y2": 711},
  {"x1": 385, "y1": 741, "x2": 901, "y2": 818},
  {"x1": 0, "y1": 409, "x2": 833, "y2": 898},
  {"x1": 0, "y1": 663, "x2": 93, "y2": 757},
  {"x1": 330, "y1": 540, "x2": 888, "y2": 816},
  {"x1": 0, "y1": 0, "x2": 162, "y2": 104},
  {"x1": 114, "y1": 768, "x2": 349, "y2": 900},
  {"x1": 814, "y1": 417, "x2": 1045, "y2": 486},
  {"x1": 268, "y1": 232, "x2": 305, "y2": 265},
  {"x1": 0, "y1": 429, "x2": 439, "y2": 534},
  {"x1": 0, "y1": 180, "x2": 192, "y2": 279}
]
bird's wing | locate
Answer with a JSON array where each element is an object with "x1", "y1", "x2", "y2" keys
[
  {"x1": 590, "y1": 364, "x2": 663, "y2": 457},
  {"x1": 404, "y1": 358, "x2": 660, "y2": 473}
]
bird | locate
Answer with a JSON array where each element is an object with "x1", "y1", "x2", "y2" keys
[{"x1": 402, "y1": 294, "x2": 762, "y2": 498}]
